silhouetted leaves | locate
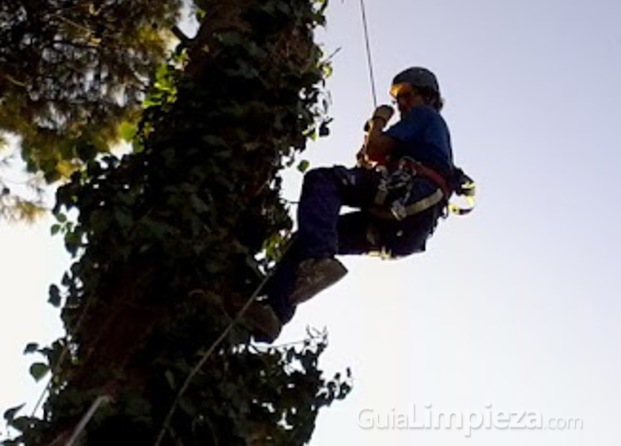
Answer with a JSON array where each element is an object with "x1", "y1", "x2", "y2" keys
[
  {"x1": 29, "y1": 362, "x2": 49, "y2": 382},
  {"x1": 8, "y1": 1, "x2": 348, "y2": 445}
]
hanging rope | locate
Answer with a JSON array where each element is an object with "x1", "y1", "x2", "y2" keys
[
  {"x1": 65, "y1": 395, "x2": 113, "y2": 446},
  {"x1": 154, "y1": 273, "x2": 277, "y2": 446},
  {"x1": 359, "y1": 0, "x2": 378, "y2": 108},
  {"x1": 154, "y1": 236, "x2": 294, "y2": 446}
]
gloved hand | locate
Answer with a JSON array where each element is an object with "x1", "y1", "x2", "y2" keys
[
  {"x1": 372, "y1": 104, "x2": 394, "y2": 123},
  {"x1": 364, "y1": 104, "x2": 394, "y2": 131}
]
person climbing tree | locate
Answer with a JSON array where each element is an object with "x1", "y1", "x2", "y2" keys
[{"x1": 257, "y1": 66, "x2": 468, "y2": 341}]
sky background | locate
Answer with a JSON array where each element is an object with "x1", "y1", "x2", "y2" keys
[{"x1": 2, "y1": 0, "x2": 621, "y2": 444}]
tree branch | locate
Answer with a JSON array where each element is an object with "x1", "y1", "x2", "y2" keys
[
  {"x1": 170, "y1": 25, "x2": 191, "y2": 47},
  {"x1": 4, "y1": 73, "x2": 27, "y2": 88}
]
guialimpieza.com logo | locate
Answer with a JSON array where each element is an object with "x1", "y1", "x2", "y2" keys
[{"x1": 357, "y1": 404, "x2": 584, "y2": 438}]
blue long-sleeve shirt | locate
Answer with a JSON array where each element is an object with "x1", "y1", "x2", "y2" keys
[{"x1": 384, "y1": 105, "x2": 454, "y2": 175}]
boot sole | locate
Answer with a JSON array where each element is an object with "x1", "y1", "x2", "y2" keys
[{"x1": 289, "y1": 260, "x2": 348, "y2": 305}]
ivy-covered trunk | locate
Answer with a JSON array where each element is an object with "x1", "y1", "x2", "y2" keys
[{"x1": 6, "y1": 1, "x2": 350, "y2": 444}]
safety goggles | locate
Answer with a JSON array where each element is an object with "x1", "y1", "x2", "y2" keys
[{"x1": 390, "y1": 83, "x2": 418, "y2": 101}]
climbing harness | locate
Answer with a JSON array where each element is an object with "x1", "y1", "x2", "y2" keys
[{"x1": 370, "y1": 158, "x2": 476, "y2": 220}]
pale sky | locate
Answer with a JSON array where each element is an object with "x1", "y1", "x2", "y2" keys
[{"x1": 2, "y1": 0, "x2": 621, "y2": 444}]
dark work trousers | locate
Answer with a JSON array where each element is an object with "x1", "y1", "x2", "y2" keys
[{"x1": 264, "y1": 166, "x2": 442, "y2": 323}]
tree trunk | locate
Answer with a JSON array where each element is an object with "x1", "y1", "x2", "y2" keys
[{"x1": 10, "y1": 1, "x2": 351, "y2": 445}]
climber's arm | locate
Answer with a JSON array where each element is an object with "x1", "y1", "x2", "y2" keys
[
  {"x1": 358, "y1": 105, "x2": 397, "y2": 165},
  {"x1": 364, "y1": 117, "x2": 397, "y2": 162}
]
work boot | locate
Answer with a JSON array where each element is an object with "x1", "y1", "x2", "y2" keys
[
  {"x1": 224, "y1": 294, "x2": 282, "y2": 343},
  {"x1": 289, "y1": 257, "x2": 348, "y2": 305}
]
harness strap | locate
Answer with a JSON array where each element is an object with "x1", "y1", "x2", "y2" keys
[
  {"x1": 409, "y1": 162, "x2": 452, "y2": 197},
  {"x1": 370, "y1": 188, "x2": 444, "y2": 220},
  {"x1": 371, "y1": 158, "x2": 450, "y2": 220},
  {"x1": 373, "y1": 183, "x2": 389, "y2": 206}
]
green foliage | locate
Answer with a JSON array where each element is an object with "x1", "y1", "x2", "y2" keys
[
  {"x1": 0, "y1": 193, "x2": 46, "y2": 222},
  {"x1": 0, "y1": 0, "x2": 183, "y2": 177},
  {"x1": 3, "y1": 404, "x2": 25, "y2": 424},
  {"x1": 0, "y1": 0, "x2": 186, "y2": 222},
  {"x1": 297, "y1": 159, "x2": 311, "y2": 173},
  {"x1": 28, "y1": 363, "x2": 49, "y2": 382},
  {"x1": 0, "y1": 148, "x2": 47, "y2": 222},
  {"x1": 6, "y1": 1, "x2": 349, "y2": 445},
  {"x1": 22, "y1": 343, "x2": 39, "y2": 355},
  {"x1": 47, "y1": 285, "x2": 61, "y2": 308}
]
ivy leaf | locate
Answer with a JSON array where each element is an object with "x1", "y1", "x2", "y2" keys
[
  {"x1": 9, "y1": 415, "x2": 33, "y2": 433},
  {"x1": 178, "y1": 396, "x2": 197, "y2": 417},
  {"x1": 218, "y1": 31, "x2": 244, "y2": 47},
  {"x1": 23, "y1": 343, "x2": 39, "y2": 354},
  {"x1": 55, "y1": 212, "x2": 67, "y2": 223},
  {"x1": 29, "y1": 362, "x2": 49, "y2": 382},
  {"x1": 297, "y1": 160, "x2": 310, "y2": 173},
  {"x1": 51, "y1": 224, "x2": 61, "y2": 236},
  {"x1": 318, "y1": 122, "x2": 330, "y2": 137},
  {"x1": 3, "y1": 403, "x2": 25, "y2": 422},
  {"x1": 165, "y1": 370, "x2": 176, "y2": 390},
  {"x1": 48, "y1": 284, "x2": 61, "y2": 308},
  {"x1": 189, "y1": 194, "x2": 209, "y2": 213},
  {"x1": 119, "y1": 121, "x2": 138, "y2": 141},
  {"x1": 115, "y1": 209, "x2": 134, "y2": 229}
]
